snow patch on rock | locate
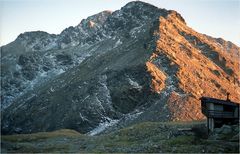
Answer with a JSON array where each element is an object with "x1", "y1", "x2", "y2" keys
[
  {"x1": 128, "y1": 77, "x2": 142, "y2": 90},
  {"x1": 88, "y1": 117, "x2": 119, "y2": 136},
  {"x1": 113, "y1": 39, "x2": 122, "y2": 48},
  {"x1": 99, "y1": 75, "x2": 112, "y2": 104}
]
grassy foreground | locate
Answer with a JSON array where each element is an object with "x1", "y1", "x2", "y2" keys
[{"x1": 1, "y1": 121, "x2": 239, "y2": 153}]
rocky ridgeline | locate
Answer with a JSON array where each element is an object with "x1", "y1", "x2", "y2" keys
[
  {"x1": 1, "y1": 1, "x2": 240, "y2": 135},
  {"x1": 1, "y1": 10, "x2": 112, "y2": 109}
]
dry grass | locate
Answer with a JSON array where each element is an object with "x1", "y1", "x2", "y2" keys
[{"x1": 1, "y1": 129, "x2": 82, "y2": 142}]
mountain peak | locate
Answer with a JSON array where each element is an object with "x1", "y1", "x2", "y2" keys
[
  {"x1": 1, "y1": 1, "x2": 239, "y2": 137},
  {"x1": 124, "y1": 0, "x2": 157, "y2": 9},
  {"x1": 121, "y1": 1, "x2": 185, "y2": 25},
  {"x1": 123, "y1": 0, "x2": 163, "y2": 14}
]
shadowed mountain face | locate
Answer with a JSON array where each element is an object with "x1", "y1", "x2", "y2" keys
[{"x1": 1, "y1": 1, "x2": 240, "y2": 135}]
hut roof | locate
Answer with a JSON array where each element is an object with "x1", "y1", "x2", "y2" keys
[{"x1": 200, "y1": 97, "x2": 239, "y2": 107}]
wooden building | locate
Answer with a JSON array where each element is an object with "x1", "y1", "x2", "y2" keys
[{"x1": 200, "y1": 96, "x2": 239, "y2": 133}]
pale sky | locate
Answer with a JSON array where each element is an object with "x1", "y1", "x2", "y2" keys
[{"x1": 0, "y1": 0, "x2": 239, "y2": 46}]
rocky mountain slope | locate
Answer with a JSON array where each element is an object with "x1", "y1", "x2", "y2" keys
[
  {"x1": 1, "y1": 1, "x2": 240, "y2": 135},
  {"x1": 1, "y1": 10, "x2": 112, "y2": 109}
]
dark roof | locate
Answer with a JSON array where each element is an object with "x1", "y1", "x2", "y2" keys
[{"x1": 200, "y1": 97, "x2": 239, "y2": 107}]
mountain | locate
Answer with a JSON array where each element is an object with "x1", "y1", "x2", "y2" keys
[{"x1": 1, "y1": 1, "x2": 240, "y2": 135}]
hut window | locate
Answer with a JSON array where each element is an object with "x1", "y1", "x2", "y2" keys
[{"x1": 223, "y1": 105, "x2": 233, "y2": 112}]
